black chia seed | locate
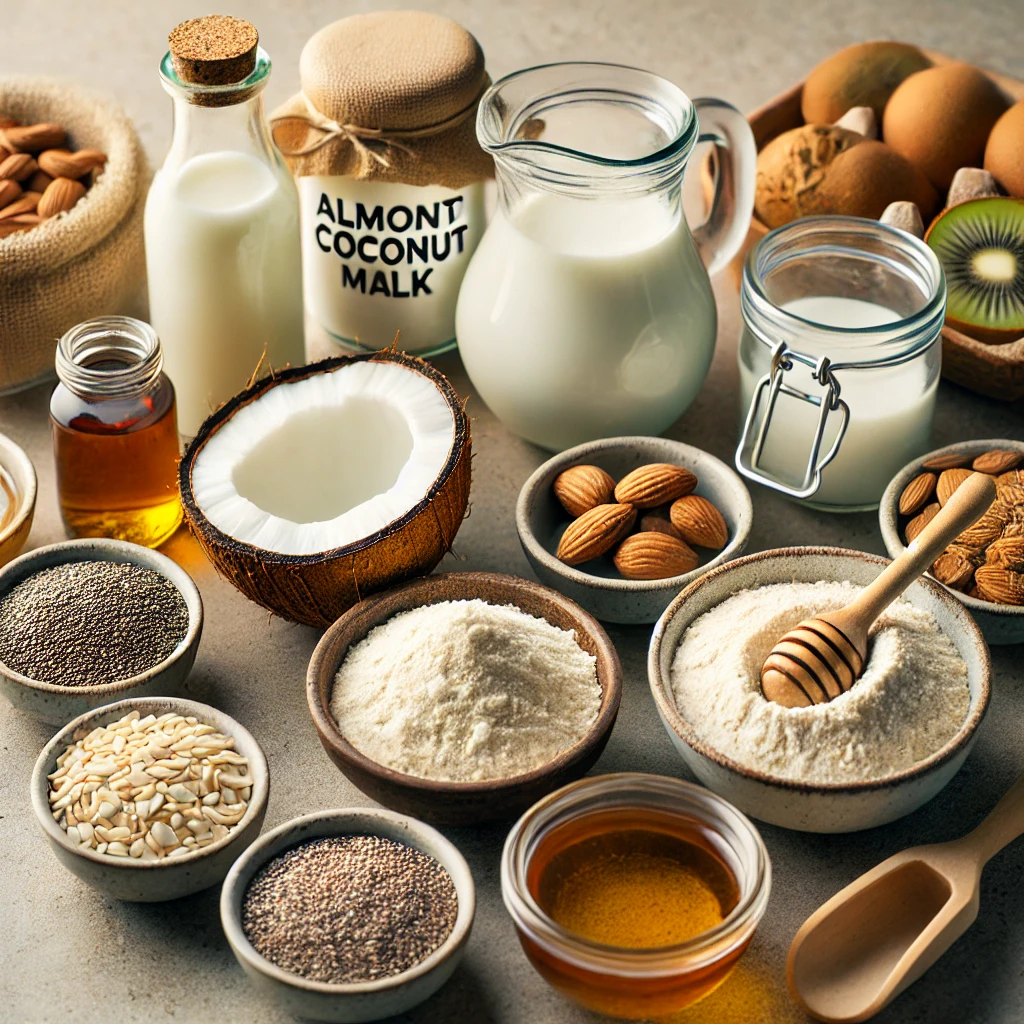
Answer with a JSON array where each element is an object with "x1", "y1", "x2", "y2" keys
[
  {"x1": 0, "y1": 560, "x2": 189, "y2": 686},
  {"x1": 241, "y1": 835, "x2": 459, "y2": 984}
]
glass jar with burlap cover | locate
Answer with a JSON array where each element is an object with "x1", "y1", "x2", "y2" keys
[{"x1": 271, "y1": 11, "x2": 492, "y2": 357}]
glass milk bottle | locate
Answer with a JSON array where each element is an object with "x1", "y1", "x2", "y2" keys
[
  {"x1": 456, "y1": 63, "x2": 756, "y2": 451},
  {"x1": 736, "y1": 217, "x2": 946, "y2": 511},
  {"x1": 145, "y1": 16, "x2": 304, "y2": 438}
]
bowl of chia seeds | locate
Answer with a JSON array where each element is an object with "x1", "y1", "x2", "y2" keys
[
  {"x1": 0, "y1": 537, "x2": 203, "y2": 724},
  {"x1": 220, "y1": 808, "x2": 475, "y2": 1023}
]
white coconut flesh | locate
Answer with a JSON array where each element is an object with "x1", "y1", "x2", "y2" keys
[{"x1": 190, "y1": 361, "x2": 456, "y2": 556}]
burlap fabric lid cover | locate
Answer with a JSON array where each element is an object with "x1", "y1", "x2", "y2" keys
[{"x1": 271, "y1": 10, "x2": 492, "y2": 188}]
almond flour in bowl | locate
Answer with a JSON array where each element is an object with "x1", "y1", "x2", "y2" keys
[{"x1": 670, "y1": 581, "x2": 971, "y2": 785}]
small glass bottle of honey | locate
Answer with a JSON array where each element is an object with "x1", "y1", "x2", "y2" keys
[{"x1": 50, "y1": 316, "x2": 182, "y2": 547}]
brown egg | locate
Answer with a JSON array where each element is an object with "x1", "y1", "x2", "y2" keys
[
  {"x1": 801, "y1": 41, "x2": 932, "y2": 124},
  {"x1": 883, "y1": 63, "x2": 1008, "y2": 191},
  {"x1": 985, "y1": 100, "x2": 1024, "y2": 198}
]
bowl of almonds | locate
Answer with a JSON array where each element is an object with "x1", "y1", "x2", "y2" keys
[
  {"x1": 880, "y1": 439, "x2": 1024, "y2": 644},
  {"x1": 516, "y1": 437, "x2": 753, "y2": 624}
]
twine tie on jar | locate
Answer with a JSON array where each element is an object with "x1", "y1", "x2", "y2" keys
[{"x1": 271, "y1": 88, "x2": 486, "y2": 170}]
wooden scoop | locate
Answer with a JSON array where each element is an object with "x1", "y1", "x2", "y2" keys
[
  {"x1": 761, "y1": 472, "x2": 997, "y2": 708},
  {"x1": 788, "y1": 771, "x2": 1024, "y2": 1022}
]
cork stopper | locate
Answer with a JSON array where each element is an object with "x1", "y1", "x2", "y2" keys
[{"x1": 169, "y1": 15, "x2": 259, "y2": 87}]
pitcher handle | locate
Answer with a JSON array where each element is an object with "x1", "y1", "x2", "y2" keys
[{"x1": 691, "y1": 98, "x2": 757, "y2": 278}]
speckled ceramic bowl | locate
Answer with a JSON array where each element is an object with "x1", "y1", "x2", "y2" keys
[
  {"x1": 0, "y1": 538, "x2": 203, "y2": 724},
  {"x1": 648, "y1": 547, "x2": 991, "y2": 833},
  {"x1": 880, "y1": 439, "x2": 1024, "y2": 645},
  {"x1": 0, "y1": 431, "x2": 36, "y2": 568},
  {"x1": 307, "y1": 572, "x2": 621, "y2": 826},
  {"x1": 220, "y1": 808, "x2": 475, "y2": 1023},
  {"x1": 517, "y1": 437, "x2": 753, "y2": 625},
  {"x1": 31, "y1": 696, "x2": 269, "y2": 902}
]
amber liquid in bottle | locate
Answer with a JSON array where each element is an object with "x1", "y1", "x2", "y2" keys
[
  {"x1": 523, "y1": 806, "x2": 745, "y2": 1020},
  {"x1": 51, "y1": 361, "x2": 182, "y2": 547}
]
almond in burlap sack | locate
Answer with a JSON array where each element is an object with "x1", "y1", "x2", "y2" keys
[
  {"x1": 0, "y1": 77, "x2": 147, "y2": 394},
  {"x1": 271, "y1": 11, "x2": 492, "y2": 356}
]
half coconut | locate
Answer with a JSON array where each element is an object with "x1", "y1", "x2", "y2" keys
[{"x1": 179, "y1": 351, "x2": 471, "y2": 628}]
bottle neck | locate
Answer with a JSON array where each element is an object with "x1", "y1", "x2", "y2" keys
[
  {"x1": 159, "y1": 48, "x2": 279, "y2": 170},
  {"x1": 56, "y1": 317, "x2": 164, "y2": 401}
]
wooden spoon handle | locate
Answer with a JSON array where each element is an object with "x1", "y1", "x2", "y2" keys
[
  {"x1": 959, "y1": 772, "x2": 1024, "y2": 867},
  {"x1": 848, "y1": 473, "x2": 997, "y2": 625}
]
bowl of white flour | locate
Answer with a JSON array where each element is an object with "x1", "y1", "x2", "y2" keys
[
  {"x1": 307, "y1": 571, "x2": 622, "y2": 826},
  {"x1": 648, "y1": 547, "x2": 990, "y2": 833}
]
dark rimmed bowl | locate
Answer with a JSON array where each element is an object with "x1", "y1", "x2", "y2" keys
[
  {"x1": 31, "y1": 696, "x2": 269, "y2": 902},
  {"x1": 880, "y1": 439, "x2": 1024, "y2": 645},
  {"x1": 648, "y1": 547, "x2": 990, "y2": 833},
  {"x1": 0, "y1": 538, "x2": 203, "y2": 724},
  {"x1": 220, "y1": 808, "x2": 475, "y2": 1022},
  {"x1": 307, "y1": 571, "x2": 622, "y2": 826}
]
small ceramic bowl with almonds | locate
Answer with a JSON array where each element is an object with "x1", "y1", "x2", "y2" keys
[
  {"x1": 880, "y1": 439, "x2": 1024, "y2": 644},
  {"x1": 516, "y1": 437, "x2": 753, "y2": 624}
]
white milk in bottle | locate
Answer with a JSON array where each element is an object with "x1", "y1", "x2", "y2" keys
[{"x1": 146, "y1": 17, "x2": 304, "y2": 438}]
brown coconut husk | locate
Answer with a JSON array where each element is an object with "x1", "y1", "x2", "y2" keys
[{"x1": 178, "y1": 350, "x2": 472, "y2": 628}]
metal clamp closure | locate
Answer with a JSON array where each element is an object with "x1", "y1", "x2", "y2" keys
[{"x1": 735, "y1": 340, "x2": 850, "y2": 499}]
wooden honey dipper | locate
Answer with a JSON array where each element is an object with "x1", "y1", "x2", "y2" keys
[{"x1": 761, "y1": 471, "x2": 997, "y2": 708}]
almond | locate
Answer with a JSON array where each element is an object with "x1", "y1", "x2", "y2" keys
[
  {"x1": 922, "y1": 452, "x2": 972, "y2": 471},
  {"x1": 975, "y1": 565, "x2": 1024, "y2": 606},
  {"x1": 0, "y1": 178, "x2": 22, "y2": 209},
  {"x1": 931, "y1": 549, "x2": 975, "y2": 591},
  {"x1": 955, "y1": 506, "x2": 1009, "y2": 550},
  {"x1": 0, "y1": 123, "x2": 66, "y2": 153},
  {"x1": 973, "y1": 449, "x2": 1023, "y2": 475},
  {"x1": 0, "y1": 192, "x2": 41, "y2": 220},
  {"x1": 553, "y1": 464, "x2": 616, "y2": 518},
  {"x1": 638, "y1": 513, "x2": 683, "y2": 539},
  {"x1": 936, "y1": 468, "x2": 972, "y2": 506},
  {"x1": 986, "y1": 537, "x2": 1024, "y2": 572},
  {"x1": 37, "y1": 148, "x2": 107, "y2": 180},
  {"x1": 0, "y1": 153, "x2": 37, "y2": 182},
  {"x1": 37, "y1": 177, "x2": 86, "y2": 218},
  {"x1": 556, "y1": 503, "x2": 636, "y2": 566},
  {"x1": 614, "y1": 463, "x2": 697, "y2": 508},
  {"x1": 669, "y1": 494, "x2": 729, "y2": 549},
  {"x1": 905, "y1": 502, "x2": 940, "y2": 543},
  {"x1": 0, "y1": 219, "x2": 36, "y2": 239},
  {"x1": 27, "y1": 170, "x2": 52, "y2": 194},
  {"x1": 613, "y1": 532, "x2": 699, "y2": 580},
  {"x1": 898, "y1": 472, "x2": 937, "y2": 515}
]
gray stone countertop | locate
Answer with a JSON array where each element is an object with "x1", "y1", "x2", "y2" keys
[{"x1": 1, "y1": 2, "x2": 1023, "y2": 1022}]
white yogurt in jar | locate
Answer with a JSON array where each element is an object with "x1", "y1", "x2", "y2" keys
[{"x1": 739, "y1": 296, "x2": 937, "y2": 509}]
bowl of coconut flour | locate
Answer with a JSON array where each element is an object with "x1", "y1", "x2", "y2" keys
[
  {"x1": 306, "y1": 572, "x2": 621, "y2": 825},
  {"x1": 649, "y1": 547, "x2": 991, "y2": 833}
]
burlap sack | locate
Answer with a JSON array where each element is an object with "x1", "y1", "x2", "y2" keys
[
  {"x1": 0, "y1": 77, "x2": 147, "y2": 394},
  {"x1": 270, "y1": 11, "x2": 492, "y2": 189}
]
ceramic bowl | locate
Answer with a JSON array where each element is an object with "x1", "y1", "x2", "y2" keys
[
  {"x1": 880, "y1": 438, "x2": 1024, "y2": 645},
  {"x1": 0, "y1": 431, "x2": 36, "y2": 567},
  {"x1": 648, "y1": 547, "x2": 990, "y2": 833},
  {"x1": 307, "y1": 571, "x2": 621, "y2": 826},
  {"x1": 0, "y1": 538, "x2": 203, "y2": 724},
  {"x1": 516, "y1": 436, "x2": 753, "y2": 624},
  {"x1": 220, "y1": 808, "x2": 475, "y2": 1023},
  {"x1": 31, "y1": 696, "x2": 269, "y2": 902}
]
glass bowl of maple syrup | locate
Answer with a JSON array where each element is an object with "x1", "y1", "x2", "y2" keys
[{"x1": 501, "y1": 772, "x2": 770, "y2": 1020}]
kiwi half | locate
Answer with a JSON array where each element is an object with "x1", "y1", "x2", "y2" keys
[{"x1": 926, "y1": 197, "x2": 1024, "y2": 344}]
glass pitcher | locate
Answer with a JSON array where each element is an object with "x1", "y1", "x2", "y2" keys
[{"x1": 455, "y1": 62, "x2": 756, "y2": 451}]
